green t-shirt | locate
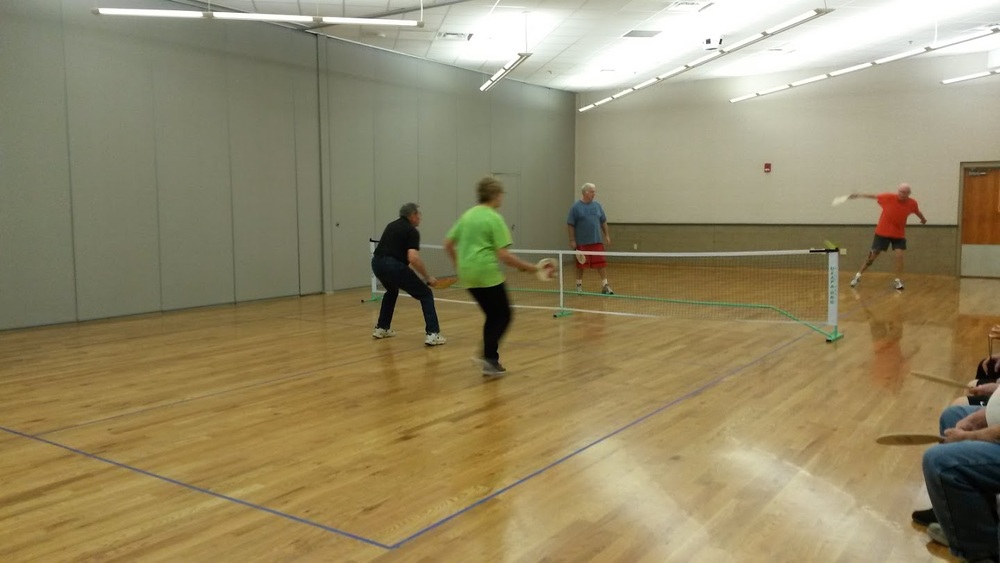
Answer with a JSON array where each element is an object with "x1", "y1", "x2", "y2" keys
[{"x1": 445, "y1": 205, "x2": 513, "y2": 288}]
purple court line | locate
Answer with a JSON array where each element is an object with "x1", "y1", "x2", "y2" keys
[
  {"x1": 37, "y1": 353, "x2": 386, "y2": 437},
  {"x1": 389, "y1": 331, "x2": 813, "y2": 549},
  {"x1": 0, "y1": 425, "x2": 392, "y2": 550},
  {"x1": 5, "y1": 327, "x2": 814, "y2": 552}
]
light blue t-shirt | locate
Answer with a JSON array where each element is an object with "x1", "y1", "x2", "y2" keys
[{"x1": 567, "y1": 200, "x2": 607, "y2": 245}]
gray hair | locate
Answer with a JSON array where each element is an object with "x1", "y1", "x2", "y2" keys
[
  {"x1": 399, "y1": 202, "x2": 420, "y2": 218},
  {"x1": 580, "y1": 183, "x2": 596, "y2": 194}
]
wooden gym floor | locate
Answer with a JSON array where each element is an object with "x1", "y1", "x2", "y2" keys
[{"x1": 1, "y1": 272, "x2": 998, "y2": 562}]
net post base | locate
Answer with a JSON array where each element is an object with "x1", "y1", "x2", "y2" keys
[
  {"x1": 553, "y1": 309, "x2": 573, "y2": 318},
  {"x1": 825, "y1": 327, "x2": 844, "y2": 342}
]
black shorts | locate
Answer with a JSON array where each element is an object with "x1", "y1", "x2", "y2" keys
[
  {"x1": 872, "y1": 234, "x2": 906, "y2": 251},
  {"x1": 969, "y1": 395, "x2": 990, "y2": 407}
]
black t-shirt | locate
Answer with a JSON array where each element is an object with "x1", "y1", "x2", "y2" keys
[{"x1": 374, "y1": 217, "x2": 420, "y2": 264}]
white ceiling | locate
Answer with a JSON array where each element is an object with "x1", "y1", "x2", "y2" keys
[{"x1": 173, "y1": 0, "x2": 1000, "y2": 92}]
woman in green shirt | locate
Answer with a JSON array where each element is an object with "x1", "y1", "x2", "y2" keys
[{"x1": 444, "y1": 177, "x2": 546, "y2": 376}]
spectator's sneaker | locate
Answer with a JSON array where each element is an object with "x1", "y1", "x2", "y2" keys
[
  {"x1": 926, "y1": 523, "x2": 948, "y2": 546},
  {"x1": 601, "y1": 284, "x2": 614, "y2": 295},
  {"x1": 424, "y1": 333, "x2": 447, "y2": 346},
  {"x1": 372, "y1": 327, "x2": 396, "y2": 339},
  {"x1": 911, "y1": 508, "x2": 936, "y2": 527},
  {"x1": 850, "y1": 273, "x2": 862, "y2": 287},
  {"x1": 894, "y1": 278, "x2": 904, "y2": 290},
  {"x1": 474, "y1": 357, "x2": 507, "y2": 377},
  {"x1": 575, "y1": 282, "x2": 583, "y2": 293}
]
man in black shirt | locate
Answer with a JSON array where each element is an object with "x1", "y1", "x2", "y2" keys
[{"x1": 371, "y1": 203, "x2": 446, "y2": 346}]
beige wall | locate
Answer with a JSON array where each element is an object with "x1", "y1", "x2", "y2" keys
[
  {"x1": 575, "y1": 53, "x2": 999, "y2": 276},
  {"x1": 609, "y1": 223, "x2": 958, "y2": 275}
]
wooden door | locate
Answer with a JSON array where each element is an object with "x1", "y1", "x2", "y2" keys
[{"x1": 960, "y1": 167, "x2": 1000, "y2": 277}]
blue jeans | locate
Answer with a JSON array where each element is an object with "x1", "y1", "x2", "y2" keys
[
  {"x1": 371, "y1": 256, "x2": 440, "y2": 334},
  {"x1": 923, "y1": 405, "x2": 1000, "y2": 561}
]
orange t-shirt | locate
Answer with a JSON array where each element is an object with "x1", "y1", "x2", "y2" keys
[{"x1": 875, "y1": 193, "x2": 920, "y2": 238}]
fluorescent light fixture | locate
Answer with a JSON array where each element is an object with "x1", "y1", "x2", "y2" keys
[
  {"x1": 764, "y1": 8, "x2": 833, "y2": 35},
  {"x1": 873, "y1": 47, "x2": 928, "y2": 65},
  {"x1": 479, "y1": 53, "x2": 532, "y2": 92},
  {"x1": 930, "y1": 28, "x2": 997, "y2": 50},
  {"x1": 594, "y1": 97, "x2": 614, "y2": 106},
  {"x1": 633, "y1": 78, "x2": 660, "y2": 90},
  {"x1": 96, "y1": 8, "x2": 204, "y2": 18},
  {"x1": 790, "y1": 74, "x2": 829, "y2": 87},
  {"x1": 214, "y1": 12, "x2": 315, "y2": 23},
  {"x1": 687, "y1": 51, "x2": 723, "y2": 67},
  {"x1": 732, "y1": 24, "x2": 1000, "y2": 103},
  {"x1": 579, "y1": 104, "x2": 596, "y2": 113},
  {"x1": 829, "y1": 62, "x2": 873, "y2": 76},
  {"x1": 95, "y1": 8, "x2": 420, "y2": 27},
  {"x1": 941, "y1": 70, "x2": 998, "y2": 85},
  {"x1": 757, "y1": 84, "x2": 790, "y2": 96},
  {"x1": 656, "y1": 66, "x2": 688, "y2": 80},
  {"x1": 579, "y1": 7, "x2": 834, "y2": 112},
  {"x1": 720, "y1": 33, "x2": 765, "y2": 53},
  {"x1": 321, "y1": 16, "x2": 419, "y2": 27},
  {"x1": 612, "y1": 88, "x2": 635, "y2": 99}
]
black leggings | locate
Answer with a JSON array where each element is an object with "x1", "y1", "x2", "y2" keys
[{"x1": 467, "y1": 283, "x2": 512, "y2": 362}]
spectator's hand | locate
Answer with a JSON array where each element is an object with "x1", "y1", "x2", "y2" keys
[
  {"x1": 943, "y1": 428, "x2": 972, "y2": 443},
  {"x1": 967, "y1": 382, "x2": 999, "y2": 396},
  {"x1": 955, "y1": 410, "x2": 988, "y2": 431}
]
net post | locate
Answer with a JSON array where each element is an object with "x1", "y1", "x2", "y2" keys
[
  {"x1": 365, "y1": 239, "x2": 382, "y2": 303},
  {"x1": 825, "y1": 248, "x2": 843, "y2": 342},
  {"x1": 554, "y1": 251, "x2": 572, "y2": 317}
]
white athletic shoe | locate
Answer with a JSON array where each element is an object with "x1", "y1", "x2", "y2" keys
[
  {"x1": 849, "y1": 273, "x2": 861, "y2": 288},
  {"x1": 424, "y1": 333, "x2": 447, "y2": 346},
  {"x1": 894, "y1": 278, "x2": 904, "y2": 290},
  {"x1": 372, "y1": 327, "x2": 396, "y2": 339},
  {"x1": 575, "y1": 281, "x2": 583, "y2": 293}
]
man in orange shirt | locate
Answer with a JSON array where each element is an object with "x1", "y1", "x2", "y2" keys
[{"x1": 849, "y1": 183, "x2": 927, "y2": 290}]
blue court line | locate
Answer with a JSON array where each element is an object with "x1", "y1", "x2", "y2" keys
[
  {"x1": 0, "y1": 425, "x2": 393, "y2": 550},
  {"x1": 7, "y1": 328, "x2": 813, "y2": 552},
  {"x1": 389, "y1": 331, "x2": 812, "y2": 549},
  {"x1": 36, "y1": 353, "x2": 388, "y2": 437}
]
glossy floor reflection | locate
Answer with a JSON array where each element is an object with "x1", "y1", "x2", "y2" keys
[{"x1": 0, "y1": 273, "x2": 996, "y2": 561}]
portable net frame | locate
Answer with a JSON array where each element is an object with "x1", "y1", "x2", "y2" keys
[{"x1": 369, "y1": 240, "x2": 843, "y2": 341}]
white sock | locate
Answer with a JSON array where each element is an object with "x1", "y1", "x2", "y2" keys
[{"x1": 602, "y1": 279, "x2": 608, "y2": 286}]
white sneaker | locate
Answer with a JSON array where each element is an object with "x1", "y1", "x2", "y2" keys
[
  {"x1": 926, "y1": 523, "x2": 948, "y2": 546},
  {"x1": 424, "y1": 333, "x2": 447, "y2": 346},
  {"x1": 372, "y1": 327, "x2": 396, "y2": 339},
  {"x1": 575, "y1": 282, "x2": 583, "y2": 293},
  {"x1": 894, "y1": 278, "x2": 904, "y2": 290},
  {"x1": 849, "y1": 273, "x2": 861, "y2": 288}
]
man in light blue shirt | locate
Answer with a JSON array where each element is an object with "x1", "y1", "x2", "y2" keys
[{"x1": 567, "y1": 183, "x2": 613, "y2": 295}]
